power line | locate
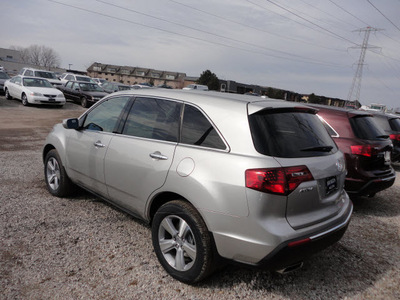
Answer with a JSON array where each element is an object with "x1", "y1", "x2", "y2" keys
[
  {"x1": 46, "y1": 0, "x2": 343, "y2": 67},
  {"x1": 94, "y1": 0, "x2": 332, "y2": 64},
  {"x1": 260, "y1": 0, "x2": 359, "y2": 46},
  {"x1": 366, "y1": 0, "x2": 400, "y2": 32},
  {"x1": 168, "y1": 0, "x2": 347, "y2": 52},
  {"x1": 327, "y1": 0, "x2": 371, "y2": 27},
  {"x1": 297, "y1": 0, "x2": 360, "y2": 29}
]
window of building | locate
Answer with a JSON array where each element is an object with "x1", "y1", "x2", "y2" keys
[
  {"x1": 166, "y1": 74, "x2": 175, "y2": 80},
  {"x1": 136, "y1": 71, "x2": 145, "y2": 76}
]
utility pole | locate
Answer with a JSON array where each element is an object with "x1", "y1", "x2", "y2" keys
[{"x1": 347, "y1": 27, "x2": 382, "y2": 104}]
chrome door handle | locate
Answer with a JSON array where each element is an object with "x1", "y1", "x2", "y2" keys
[
  {"x1": 94, "y1": 141, "x2": 105, "y2": 148},
  {"x1": 150, "y1": 151, "x2": 168, "y2": 160}
]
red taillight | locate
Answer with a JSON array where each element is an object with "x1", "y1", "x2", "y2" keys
[
  {"x1": 350, "y1": 145, "x2": 378, "y2": 157},
  {"x1": 390, "y1": 134, "x2": 400, "y2": 141},
  {"x1": 245, "y1": 166, "x2": 314, "y2": 196}
]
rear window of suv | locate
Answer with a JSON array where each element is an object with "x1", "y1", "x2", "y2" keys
[
  {"x1": 249, "y1": 109, "x2": 338, "y2": 158},
  {"x1": 389, "y1": 118, "x2": 400, "y2": 131},
  {"x1": 350, "y1": 116, "x2": 387, "y2": 140}
]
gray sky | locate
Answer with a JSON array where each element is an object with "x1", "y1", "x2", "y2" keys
[{"x1": 2, "y1": 0, "x2": 400, "y2": 109}]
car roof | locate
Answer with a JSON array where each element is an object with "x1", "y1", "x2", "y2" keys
[
  {"x1": 307, "y1": 103, "x2": 373, "y2": 118},
  {"x1": 106, "y1": 89, "x2": 310, "y2": 112},
  {"x1": 66, "y1": 80, "x2": 96, "y2": 84}
]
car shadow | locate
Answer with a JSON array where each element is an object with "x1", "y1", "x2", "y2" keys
[
  {"x1": 198, "y1": 216, "x2": 397, "y2": 298},
  {"x1": 351, "y1": 187, "x2": 400, "y2": 218}
]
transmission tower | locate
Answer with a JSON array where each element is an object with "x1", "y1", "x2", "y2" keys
[{"x1": 347, "y1": 27, "x2": 382, "y2": 103}]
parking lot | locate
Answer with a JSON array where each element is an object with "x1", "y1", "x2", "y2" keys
[{"x1": 1, "y1": 96, "x2": 399, "y2": 299}]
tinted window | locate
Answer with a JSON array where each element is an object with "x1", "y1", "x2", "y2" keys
[
  {"x1": 389, "y1": 118, "x2": 400, "y2": 131},
  {"x1": 76, "y1": 76, "x2": 91, "y2": 82},
  {"x1": 181, "y1": 105, "x2": 226, "y2": 149},
  {"x1": 249, "y1": 110, "x2": 337, "y2": 158},
  {"x1": 373, "y1": 115, "x2": 391, "y2": 131},
  {"x1": 0, "y1": 72, "x2": 10, "y2": 79},
  {"x1": 350, "y1": 116, "x2": 386, "y2": 140},
  {"x1": 123, "y1": 97, "x2": 181, "y2": 142},
  {"x1": 65, "y1": 81, "x2": 73, "y2": 89},
  {"x1": 83, "y1": 96, "x2": 131, "y2": 133}
]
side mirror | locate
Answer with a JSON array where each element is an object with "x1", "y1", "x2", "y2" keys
[{"x1": 62, "y1": 118, "x2": 80, "y2": 130}]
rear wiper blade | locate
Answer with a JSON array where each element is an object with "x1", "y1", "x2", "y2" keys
[
  {"x1": 376, "y1": 135, "x2": 389, "y2": 139},
  {"x1": 301, "y1": 146, "x2": 333, "y2": 152}
]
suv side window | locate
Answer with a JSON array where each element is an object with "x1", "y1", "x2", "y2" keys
[
  {"x1": 65, "y1": 81, "x2": 73, "y2": 89},
  {"x1": 181, "y1": 105, "x2": 226, "y2": 149},
  {"x1": 66, "y1": 75, "x2": 74, "y2": 80},
  {"x1": 83, "y1": 96, "x2": 131, "y2": 133},
  {"x1": 122, "y1": 97, "x2": 181, "y2": 142},
  {"x1": 25, "y1": 70, "x2": 33, "y2": 76}
]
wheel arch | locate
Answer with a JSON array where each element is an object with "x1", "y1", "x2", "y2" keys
[
  {"x1": 42, "y1": 144, "x2": 56, "y2": 164},
  {"x1": 148, "y1": 192, "x2": 188, "y2": 224}
]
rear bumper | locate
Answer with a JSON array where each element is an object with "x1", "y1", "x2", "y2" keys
[
  {"x1": 345, "y1": 172, "x2": 396, "y2": 196},
  {"x1": 255, "y1": 202, "x2": 353, "y2": 270}
]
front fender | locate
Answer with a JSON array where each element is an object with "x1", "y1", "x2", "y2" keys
[{"x1": 42, "y1": 123, "x2": 71, "y2": 168}]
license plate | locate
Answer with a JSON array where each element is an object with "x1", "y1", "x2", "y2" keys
[
  {"x1": 326, "y1": 176, "x2": 337, "y2": 195},
  {"x1": 384, "y1": 151, "x2": 391, "y2": 164},
  {"x1": 48, "y1": 98, "x2": 55, "y2": 102}
]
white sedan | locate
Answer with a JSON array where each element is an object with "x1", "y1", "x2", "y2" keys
[{"x1": 4, "y1": 75, "x2": 66, "y2": 107}]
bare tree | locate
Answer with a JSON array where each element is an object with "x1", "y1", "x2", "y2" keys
[
  {"x1": 41, "y1": 46, "x2": 61, "y2": 69},
  {"x1": 10, "y1": 44, "x2": 61, "y2": 69},
  {"x1": 29, "y1": 45, "x2": 42, "y2": 66}
]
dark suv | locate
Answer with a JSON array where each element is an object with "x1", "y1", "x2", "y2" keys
[
  {"x1": 368, "y1": 111, "x2": 400, "y2": 162},
  {"x1": 309, "y1": 104, "x2": 396, "y2": 198}
]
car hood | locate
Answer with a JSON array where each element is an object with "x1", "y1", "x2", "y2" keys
[{"x1": 27, "y1": 87, "x2": 63, "y2": 94}]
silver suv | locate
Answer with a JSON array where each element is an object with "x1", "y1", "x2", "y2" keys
[{"x1": 43, "y1": 89, "x2": 353, "y2": 283}]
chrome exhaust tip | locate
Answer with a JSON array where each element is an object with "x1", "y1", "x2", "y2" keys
[{"x1": 276, "y1": 262, "x2": 304, "y2": 274}]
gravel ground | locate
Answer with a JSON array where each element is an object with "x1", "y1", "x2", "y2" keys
[{"x1": 1, "y1": 96, "x2": 399, "y2": 299}]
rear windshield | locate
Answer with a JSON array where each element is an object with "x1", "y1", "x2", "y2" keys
[
  {"x1": 350, "y1": 116, "x2": 387, "y2": 140},
  {"x1": 249, "y1": 110, "x2": 338, "y2": 158},
  {"x1": 389, "y1": 118, "x2": 400, "y2": 131}
]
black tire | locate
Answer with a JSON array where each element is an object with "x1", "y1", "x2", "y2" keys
[
  {"x1": 81, "y1": 97, "x2": 89, "y2": 108},
  {"x1": 21, "y1": 93, "x2": 29, "y2": 106},
  {"x1": 152, "y1": 200, "x2": 215, "y2": 284},
  {"x1": 44, "y1": 149, "x2": 76, "y2": 197},
  {"x1": 5, "y1": 88, "x2": 12, "y2": 100}
]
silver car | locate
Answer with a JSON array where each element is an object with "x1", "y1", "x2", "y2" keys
[{"x1": 43, "y1": 89, "x2": 353, "y2": 283}]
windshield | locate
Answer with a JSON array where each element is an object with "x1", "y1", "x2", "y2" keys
[
  {"x1": 249, "y1": 110, "x2": 337, "y2": 158},
  {"x1": 35, "y1": 71, "x2": 57, "y2": 79},
  {"x1": 23, "y1": 78, "x2": 53, "y2": 88},
  {"x1": 79, "y1": 83, "x2": 104, "y2": 92},
  {"x1": 0, "y1": 72, "x2": 10, "y2": 79}
]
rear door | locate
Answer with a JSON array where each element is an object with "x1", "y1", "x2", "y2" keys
[
  {"x1": 248, "y1": 107, "x2": 346, "y2": 229},
  {"x1": 105, "y1": 97, "x2": 182, "y2": 216}
]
